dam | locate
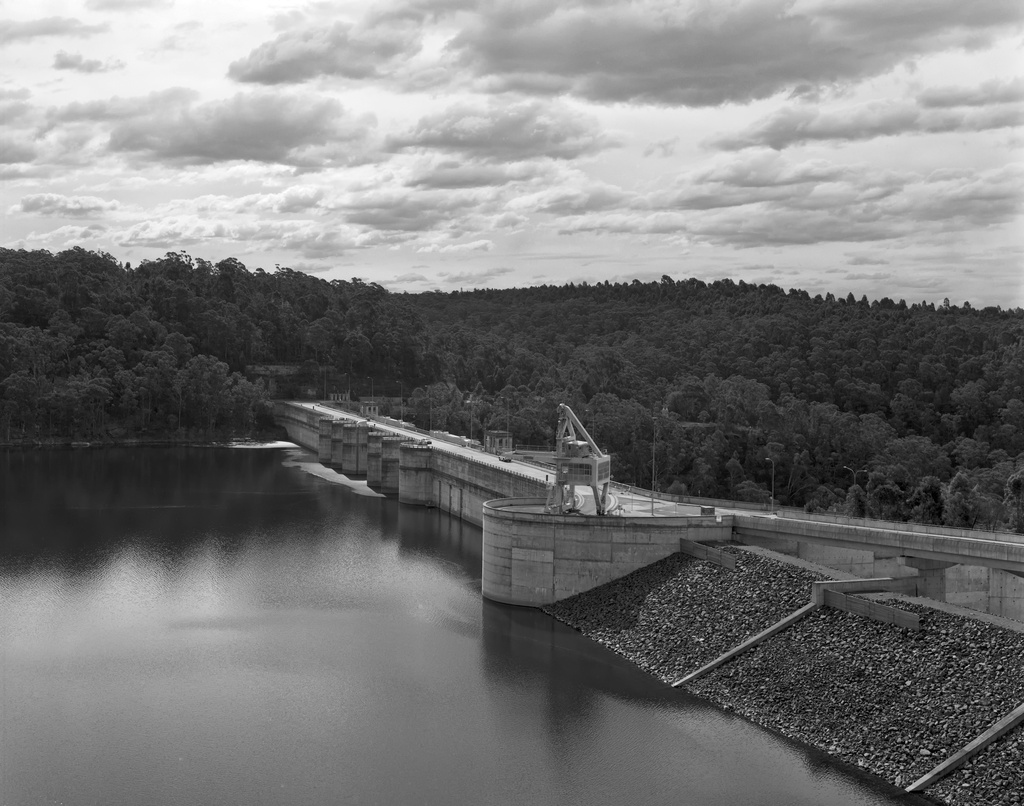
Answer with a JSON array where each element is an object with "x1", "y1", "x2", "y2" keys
[{"x1": 274, "y1": 400, "x2": 1024, "y2": 620}]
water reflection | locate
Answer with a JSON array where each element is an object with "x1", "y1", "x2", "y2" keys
[{"x1": 0, "y1": 447, "x2": 930, "y2": 806}]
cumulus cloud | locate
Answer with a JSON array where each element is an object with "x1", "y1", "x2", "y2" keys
[
  {"x1": 14, "y1": 193, "x2": 119, "y2": 217},
  {"x1": 53, "y1": 51, "x2": 124, "y2": 73},
  {"x1": 918, "y1": 77, "x2": 1024, "y2": 108},
  {"x1": 339, "y1": 189, "x2": 482, "y2": 232},
  {"x1": 387, "y1": 100, "x2": 616, "y2": 162},
  {"x1": 25, "y1": 223, "x2": 107, "y2": 243},
  {"x1": 848, "y1": 255, "x2": 890, "y2": 265},
  {"x1": 47, "y1": 88, "x2": 200, "y2": 125},
  {"x1": 520, "y1": 183, "x2": 635, "y2": 215},
  {"x1": 438, "y1": 266, "x2": 514, "y2": 285},
  {"x1": 0, "y1": 137, "x2": 37, "y2": 164},
  {"x1": 552, "y1": 153, "x2": 1022, "y2": 250},
  {"x1": 227, "y1": 20, "x2": 421, "y2": 84},
  {"x1": 417, "y1": 239, "x2": 494, "y2": 253},
  {"x1": 407, "y1": 161, "x2": 549, "y2": 189},
  {"x1": 710, "y1": 98, "x2": 1024, "y2": 150},
  {"x1": 106, "y1": 90, "x2": 374, "y2": 167},
  {"x1": 111, "y1": 215, "x2": 360, "y2": 257},
  {"x1": 446, "y1": 0, "x2": 1023, "y2": 106},
  {"x1": 0, "y1": 17, "x2": 108, "y2": 44},
  {"x1": 86, "y1": 0, "x2": 174, "y2": 9}
]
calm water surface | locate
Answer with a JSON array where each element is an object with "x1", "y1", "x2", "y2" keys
[{"x1": 0, "y1": 447, "x2": 928, "y2": 806}]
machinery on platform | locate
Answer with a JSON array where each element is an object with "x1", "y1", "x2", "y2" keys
[{"x1": 544, "y1": 404, "x2": 611, "y2": 516}]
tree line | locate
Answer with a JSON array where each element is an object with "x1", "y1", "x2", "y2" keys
[{"x1": 2, "y1": 249, "x2": 1022, "y2": 531}]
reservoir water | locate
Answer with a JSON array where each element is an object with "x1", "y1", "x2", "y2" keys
[{"x1": 1, "y1": 446, "x2": 927, "y2": 806}]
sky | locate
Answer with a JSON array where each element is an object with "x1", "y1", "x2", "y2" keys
[{"x1": 2, "y1": 0, "x2": 1022, "y2": 307}]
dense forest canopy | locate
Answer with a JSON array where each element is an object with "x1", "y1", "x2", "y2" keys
[{"x1": 2, "y1": 248, "x2": 1023, "y2": 531}]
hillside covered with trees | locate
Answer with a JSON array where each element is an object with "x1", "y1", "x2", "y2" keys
[{"x1": 2, "y1": 248, "x2": 1022, "y2": 531}]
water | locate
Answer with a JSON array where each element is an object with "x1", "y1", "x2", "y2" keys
[{"x1": 0, "y1": 447, "x2": 927, "y2": 806}]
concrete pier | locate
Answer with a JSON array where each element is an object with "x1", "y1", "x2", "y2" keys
[
  {"x1": 366, "y1": 431, "x2": 383, "y2": 489},
  {"x1": 398, "y1": 443, "x2": 434, "y2": 506},
  {"x1": 380, "y1": 436, "x2": 405, "y2": 495}
]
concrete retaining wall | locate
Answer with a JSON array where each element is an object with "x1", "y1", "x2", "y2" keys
[
  {"x1": 482, "y1": 498, "x2": 734, "y2": 606},
  {"x1": 431, "y1": 450, "x2": 547, "y2": 526}
]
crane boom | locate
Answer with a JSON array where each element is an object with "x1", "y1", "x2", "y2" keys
[{"x1": 545, "y1": 403, "x2": 611, "y2": 515}]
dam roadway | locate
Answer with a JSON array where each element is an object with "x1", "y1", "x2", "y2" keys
[{"x1": 274, "y1": 400, "x2": 1024, "y2": 619}]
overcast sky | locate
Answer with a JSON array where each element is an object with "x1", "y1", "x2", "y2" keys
[{"x1": 2, "y1": 0, "x2": 1022, "y2": 307}]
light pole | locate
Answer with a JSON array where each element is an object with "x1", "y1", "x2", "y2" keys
[
  {"x1": 765, "y1": 457, "x2": 775, "y2": 514},
  {"x1": 843, "y1": 465, "x2": 867, "y2": 487},
  {"x1": 651, "y1": 407, "x2": 657, "y2": 515}
]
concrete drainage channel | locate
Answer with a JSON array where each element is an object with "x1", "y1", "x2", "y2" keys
[{"x1": 544, "y1": 544, "x2": 1024, "y2": 806}]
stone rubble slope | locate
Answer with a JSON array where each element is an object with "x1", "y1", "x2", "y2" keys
[{"x1": 544, "y1": 549, "x2": 1024, "y2": 806}]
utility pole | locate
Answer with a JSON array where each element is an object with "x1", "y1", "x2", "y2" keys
[{"x1": 766, "y1": 457, "x2": 776, "y2": 514}]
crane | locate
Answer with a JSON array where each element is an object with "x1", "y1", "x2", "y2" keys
[{"x1": 544, "y1": 403, "x2": 612, "y2": 516}]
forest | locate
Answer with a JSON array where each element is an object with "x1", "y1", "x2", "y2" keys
[{"x1": 2, "y1": 247, "x2": 1023, "y2": 532}]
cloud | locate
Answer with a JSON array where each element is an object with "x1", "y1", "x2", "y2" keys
[
  {"x1": 389, "y1": 272, "x2": 431, "y2": 285},
  {"x1": 53, "y1": 51, "x2": 124, "y2": 73},
  {"x1": 844, "y1": 271, "x2": 891, "y2": 281},
  {"x1": 86, "y1": 0, "x2": 174, "y2": 9},
  {"x1": 110, "y1": 215, "x2": 361, "y2": 257},
  {"x1": 918, "y1": 77, "x2": 1024, "y2": 108},
  {"x1": 520, "y1": 183, "x2": 635, "y2": 215},
  {"x1": 339, "y1": 189, "x2": 482, "y2": 232},
  {"x1": 553, "y1": 153, "x2": 1022, "y2": 250},
  {"x1": 0, "y1": 17, "x2": 108, "y2": 44},
  {"x1": 710, "y1": 98, "x2": 1024, "y2": 150},
  {"x1": 387, "y1": 99, "x2": 616, "y2": 162},
  {"x1": 24, "y1": 223, "x2": 107, "y2": 243},
  {"x1": 0, "y1": 137, "x2": 37, "y2": 164},
  {"x1": 47, "y1": 88, "x2": 201, "y2": 124},
  {"x1": 13, "y1": 193, "x2": 119, "y2": 217},
  {"x1": 447, "y1": 0, "x2": 1023, "y2": 106},
  {"x1": 847, "y1": 255, "x2": 890, "y2": 265},
  {"x1": 417, "y1": 239, "x2": 494, "y2": 253},
  {"x1": 227, "y1": 20, "x2": 421, "y2": 84},
  {"x1": 407, "y1": 161, "x2": 549, "y2": 189},
  {"x1": 106, "y1": 90, "x2": 374, "y2": 167},
  {"x1": 437, "y1": 266, "x2": 514, "y2": 285}
]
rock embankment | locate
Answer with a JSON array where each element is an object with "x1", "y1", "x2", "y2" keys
[{"x1": 544, "y1": 549, "x2": 1024, "y2": 806}]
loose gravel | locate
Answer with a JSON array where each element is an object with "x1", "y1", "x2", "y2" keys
[{"x1": 544, "y1": 548, "x2": 1024, "y2": 806}]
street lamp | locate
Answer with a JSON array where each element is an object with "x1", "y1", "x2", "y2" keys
[
  {"x1": 765, "y1": 457, "x2": 775, "y2": 514},
  {"x1": 843, "y1": 465, "x2": 867, "y2": 487},
  {"x1": 651, "y1": 407, "x2": 658, "y2": 515}
]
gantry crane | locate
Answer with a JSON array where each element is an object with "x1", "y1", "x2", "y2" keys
[{"x1": 544, "y1": 404, "x2": 611, "y2": 515}]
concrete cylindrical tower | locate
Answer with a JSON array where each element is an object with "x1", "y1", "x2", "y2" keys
[{"x1": 398, "y1": 443, "x2": 434, "y2": 505}]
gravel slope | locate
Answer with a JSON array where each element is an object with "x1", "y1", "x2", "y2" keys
[{"x1": 544, "y1": 549, "x2": 1024, "y2": 806}]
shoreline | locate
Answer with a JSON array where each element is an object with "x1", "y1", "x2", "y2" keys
[
  {"x1": 544, "y1": 547, "x2": 1024, "y2": 806},
  {"x1": 0, "y1": 429, "x2": 288, "y2": 451}
]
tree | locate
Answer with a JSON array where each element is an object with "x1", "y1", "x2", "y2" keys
[
  {"x1": 943, "y1": 471, "x2": 981, "y2": 528},
  {"x1": 1005, "y1": 469, "x2": 1024, "y2": 534}
]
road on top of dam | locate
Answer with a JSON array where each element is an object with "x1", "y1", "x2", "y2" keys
[{"x1": 292, "y1": 401, "x2": 773, "y2": 521}]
